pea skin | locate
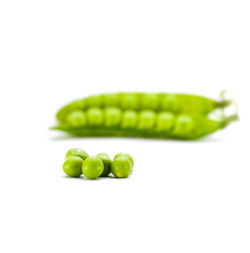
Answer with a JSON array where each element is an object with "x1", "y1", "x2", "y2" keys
[
  {"x1": 111, "y1": 152, "x2": 134, "y2": 178},
  {"x1": 111, "y1": 156, "x2": 133, "y2": 178},
  {"x1": 63, "y1": 156, "x2": 83, "y2": 177},
  {"x1": 95, "y1": 153, "x2": 112, "y2": 177},
  {"x1": 82, "y1": 156, "x2": 104, "y2": 179}
]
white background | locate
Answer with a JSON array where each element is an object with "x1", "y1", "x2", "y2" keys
[{"x1": 0, "y1": 1, "x2": 250, "y2": 252}]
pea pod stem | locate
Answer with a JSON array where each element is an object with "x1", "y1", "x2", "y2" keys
[
  {"x1": 219, "y1": 89, "x2": 236, "y2": 108},
  {"x1": 220, "y1": 103, "x2": 239, "y2": 128}
]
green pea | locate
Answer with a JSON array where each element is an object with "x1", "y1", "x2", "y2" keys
[
  {"x1": 65, "y1": 148, "x2": 89, "y2": 161},
  {"x1": 104, "y1": 107, "x2": 122, "y2": 127},
  {"x1": 113, "y1": 152, "x2": 134, "y2": 168},
  {"x1": 138, "y1": 110, "x2": 156, "y2": 130},
  {"x1": 82, "y1": 156, "x2": 104, "y2": 179},
  {"x1": 86, "y1": 107, "x2": 103, "y2": 125},
  {"x1": 174, "y1": 115, "x2": 194, "y2": 135},
  {"x1": 63, "y1": 156, "x2": 83, "y2": 177},
  {"x1": 141, "y1": 93, "x2": 160, "y2": 110},
  {"x1": 121, "y1": 94, "x2": 139, "y2": 110},
  {"x1": 156, "y1": 112, "x2": 175, "y2": 132},
  {"x1": 161, "y1": 94, "x2": 180, "y2": 112},
  {"x1": 66, "y1": 110, "x2": 87, "y2": 127},
  {"x1": 95, "y1": 153, "x2": 112, "y2": 177},
  {"x1": 111, "y1": 156, "x2": 133, "y2": 178},
  {"x1": 121, "y1": 110, "x2": 138, "y2": 128}
]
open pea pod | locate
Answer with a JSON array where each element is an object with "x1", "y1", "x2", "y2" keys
[
  {"x1": 56, "y1": 92, "x2": 232, "y2": 124},
  {"x1": 51, "y1": 106, "x2": 239, "y2": 140}
]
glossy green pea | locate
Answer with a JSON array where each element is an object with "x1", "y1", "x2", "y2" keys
[
  {"x1": 114, "y1": 152, "x2": 134, "y2": 168},
  {"x1": 111, "y1": 156, "x2": 133, "y2": 178},
  {"x1": 104, "y1": 107, "x2": 122, "y2": 127},
  {"x1": 63, "y1": 156, "x2": 83, "y2": 177},
  {"x1": 86, "y1": 107, "x2": 103, "y2": 125},
  {"x1": 66, "y1": 110, "x2": 87, "y2": 127},
  {"x1": 95, "y1": 153, "x2": 112, "y2": 177},
  {"x1": 121, "y1": 110, "x2": 138, "y2": 128},
  {"x1": 174, "y1": 115, "x2": 194, "y2": 135},
  {"x1": 65, "y1": 148, "x2": 89, "y2": 161},
  {"x1": 82, "y1": 156, "x2": 104, "y2": 179},
  {"x1": 156, "y1": 112, "x2": 175, "y2": 132},
  {"x1": 138, "y1": 110, "x2": 156, "y2": 130}
]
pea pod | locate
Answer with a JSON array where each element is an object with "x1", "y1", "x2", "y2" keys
[
  {"x1": 52, "y1": 107, "x2": 239, "y2": 140},
  {"x1": 56, "y1": 92, "x2": 232, "y2": 124}
]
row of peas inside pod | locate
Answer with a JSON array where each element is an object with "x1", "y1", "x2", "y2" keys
[
  {"x1": 52, "y1": 92, "x2": 239, "y2": 140},
  {"x1": 63, "y1": 148, "x2": 134, "y2": 179}
]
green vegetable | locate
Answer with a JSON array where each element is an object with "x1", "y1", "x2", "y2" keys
[
  {"x1": 104, "y1": 107, "x2": 122, "y2": 127},
  {"x1": 65, "y1": 110, "x2": 87, "y2": 127},
  {"x1": 138, "y1": 110, "x2": 157, "y2": 130},
  {"x1": 56, "y1": 92, "x2": 232, "y2": 124},
  {"x1": 63, "y1": 156, "x2": 83, "y2": 177},
  {"x1": 82, "y1": 156, "x2": 104, "y2": 179},
  {"x1": 52, "y1": 92, "x2": 238, "y2": 140},
  {"x1": 114, "y1": 152, "x2": 134, "y2": 168},
  {"x1": 111, "y1": 156, "x2": 133, "y2": 178},
  {"x1": 95, "y1": 153, "x2": 112, "y2": 177},
  {"x1": 52, "y1": 111, "x2": 238, "y2": 140},
  {"x1": 65, "y1": 148, "x2": 89, "y2": 161},
  {"x1": 86, "y1": 108, "x2": 104, "y2": 126}
]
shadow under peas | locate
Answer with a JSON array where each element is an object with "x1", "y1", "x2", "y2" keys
[
  {"x1": 51, "y1": 135, "x2": 224, "y2": 143},
  {"x1": 62, "y1": 175, "x2": 129, "y2": 181}
]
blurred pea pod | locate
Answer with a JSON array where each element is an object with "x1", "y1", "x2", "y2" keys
[
  {"x1": 51, "y1": 92, "x2": 238, "y2": 140},
  {"x1": 56, "y1": 92, "x2": 231, "y2": 122}
]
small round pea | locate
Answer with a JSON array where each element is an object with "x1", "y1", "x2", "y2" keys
[
  {"x1": 104, "y1": 107, "x2": 122, "y2": 127},
  {"x1": 63, "y1": 156, "x2": 83, "y2": 177},
  {"x1": 86, "y1": 107, "x2": 104, "y2": 125},
  {"x1": 66, "y1": 110, "x2": 87, "y2": 127},
  {"x1": 121, "y1": 110, "x2": 138, "y2": 128},
  {"x1": 156, "y1": 112, "x2": 175, "y2": 132},
  {"x1": 82, "y1": 156, "x2": 104, "y2": 179},
  {"x1": 65, "y1": 148, "x2": 89, "y2": 161},
  {"x1": 113, "y1": 152, "x2": 134, "y2": 168},
  {"x1": 174, "y1": 115, "x2": 194, "y2": 135},
  {"x1": 95, "y1": 153, "x2": 112, "y2": 177},
  {"x1": 111, "y1": 156, "x2": 133, "y2": 178},
  {"x1": 138, "y1": 110, "x2": 156, "y2": 130}
]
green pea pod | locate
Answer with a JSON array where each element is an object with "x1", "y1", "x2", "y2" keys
[
  {"x1": 56, "y1": 92, "x2": 231, "y2": 124},
  {"x1": 51, "y1": 110, "x2": 239, "y2": 140}
]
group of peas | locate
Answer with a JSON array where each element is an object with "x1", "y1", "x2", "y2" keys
[
  {"x1": 63, "y1": 148, "x2": 134, "y2": 179},
  {"x1": 66, "y1": 107, "x2": 191, "y2": 134}
]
